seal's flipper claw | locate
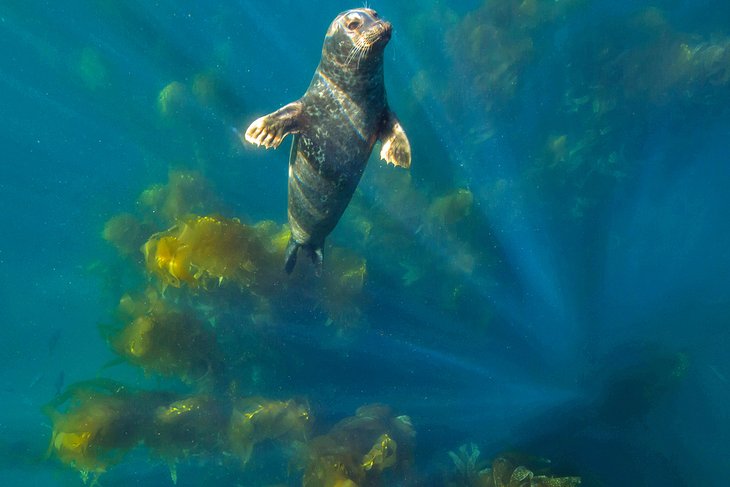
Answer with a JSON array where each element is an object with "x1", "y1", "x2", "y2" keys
[
  {"x1": 243, "y1": 101, "x2": 304, "y2": 150},
  {"x1": 378, "y1": 111, "x2": 411, "y2": 169},
  {"x1": 284, "y1": 238, "x2": 300, "y2": 274}
]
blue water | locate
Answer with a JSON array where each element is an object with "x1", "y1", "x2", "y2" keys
[{"x1": 2, "y1": 1, "x2": 729, "y2": 485}]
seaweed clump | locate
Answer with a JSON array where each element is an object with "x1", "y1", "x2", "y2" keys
[
  {"x1": 445, "y1": 443, "x2": 581, "y2": 487},
  {"x1": 45, "y1": 382, "x2": 313, "y2": 484},
  {"x1": 448, "y1": 0, "x2": 584, "y2": 112},
  {"x1": 138, "y1": 170, "x2": 223, "y2": 227},
  {"x1": 142, "y1": 215, "x2": 275, "y2": 290},
  {"x1": 102, "y1": 170, "x2": 222, "y2": 259},
  {"x1": 228, "y1": 397, "x2": 311, "y2": 465},
  {"x1": 101, "y1": 170, "x2": 370, "y2": 329},
  {"x1": 140, "y1": 212, "x2": 367, "y2": 328},
  {"x1": 529, "y1": 7, "x2": 730, "y2": 219},
  {"x1": 302, "y1": 404, "x2": 415, "y2": 487},
  {"x1": 44, "y1": 380, "x2": 172, "y2": 482},
  {"x1": 105, "y1": 288, "x2": 223, "y2": 384}
]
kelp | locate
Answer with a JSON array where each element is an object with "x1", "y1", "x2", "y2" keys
[
  {"x1": 46, "y1": 381, "x2": 313, "y2": 484},
  {"x1": 106, "y1": 288, "x2": 222, "y2": 384},
  {"x1": 228, "y1": 397, "x2": 311, "y2": 465},
  {"x1": 302, "y1": 404, "x2": 415, "y2": 487},
  {"x1": 445, "y1": 445, "x2": 581, "y2": 487}
]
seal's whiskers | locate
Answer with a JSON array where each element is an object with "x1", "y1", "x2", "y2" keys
[
  {"x1": 346, "y1": 25, "x2": 386, "y2": 68},
  {"x1": 347, "y1": 36, "x2": 368, "y2": 67}
]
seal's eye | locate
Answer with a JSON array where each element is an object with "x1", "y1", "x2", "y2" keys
[{"x1": 346, "y1": 19, "x2": 361, "y2": 30}]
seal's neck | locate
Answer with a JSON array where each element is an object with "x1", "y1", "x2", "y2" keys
[{"x1": 317, "y1": 49, "x2": 385, "y2": 102}]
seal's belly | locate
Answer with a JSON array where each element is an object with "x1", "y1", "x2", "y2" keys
[{"x1": 287, "y1": 130, "x2": 374, "y2": 245}]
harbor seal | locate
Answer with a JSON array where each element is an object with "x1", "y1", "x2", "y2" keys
[{"x1": 243, "y1": 8, "x2": 411, "y2": 275}]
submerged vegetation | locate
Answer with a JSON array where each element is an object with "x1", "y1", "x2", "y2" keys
[
  {"x1": 44, "y1": 380, "x2": 309, "y2": 483},
  {"x1": 45, "y1": 166, "x2": 581, "y2": 484},
  {"x1": 441, "y1": 1, "x2": 730, "y2": 218},
  {"x1": 445, "y1": 443, "x2": 581, "y2": 487}
]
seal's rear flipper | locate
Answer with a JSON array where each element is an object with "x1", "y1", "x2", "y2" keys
[
  {"x1": 284, "y1": 238, "x2": 300, "y2": 274},
  {"x1": 283, "y1": 239, "x2": 323, "y2": 276},
  {"x1": 307, "y1": 246, "x2": 324, "y2": 277},
  {"x1": 378, "y1": 111, "x2": 411, "y2": 169}
]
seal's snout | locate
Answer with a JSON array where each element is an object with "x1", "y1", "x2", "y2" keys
[
  {"x1": 367, "y1": 19, "x2": 392, "y2": 47},
  {"x1": 379, "y1": 21, "x2": 392, "y2": 42}
]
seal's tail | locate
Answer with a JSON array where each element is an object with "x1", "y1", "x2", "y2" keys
[{"x1": 284, "y1": 238, "x2": 323, "y2": 276}]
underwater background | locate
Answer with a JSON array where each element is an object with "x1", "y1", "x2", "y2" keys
[{"x1": 1, "y1": 0, "x2": 729, "y2": 485}]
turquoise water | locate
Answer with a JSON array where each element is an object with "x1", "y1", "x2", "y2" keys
[{"x1": 1, "y1": 1, "x2": 729, "y2": 485}]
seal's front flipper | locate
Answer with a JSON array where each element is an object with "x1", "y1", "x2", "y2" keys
[
  {"x1": 378, "y1": 111, "x2": 411, "y2": 169},
  {"x1": 244, "y1": 101, "x2": 303, "y2": 149}
]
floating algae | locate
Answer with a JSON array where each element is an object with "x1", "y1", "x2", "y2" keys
[
  {"x1": 148, "y1": 394, "x2": 227, "y2": 461},
  {"x1": 228, "y1": 397, "x2": 311, "y2": 465},
  {"x1": 302, "y1": 404, "x2": 415, "y2": 487},
  {"x1": 106, "y1": 288, "x2": 223, "y2": 384},
  {"x1": 44, "y1": 380, "x2": 171, "y2": 481},
  {"x1": 137, "y1": 170, "x2": 223, "y2": 227},
  {"x1": 102, "y1": 170, "x2": 222, "y2": 263},
  {"x1": 102, "y1": 213, "x2": 154, "y2": 258},
  {"x1": 445, "y1": 444, "x2": 581, "y2": 487},
  {"x1": 448, "y1": 0, "x2": 585, "y2": 112},
  {"x1": 427, "y1": 188, "x2": 474, "y2": 230},
  {"x1": 157, "y1": 81, "x2": 190, "y2": 119},
  {"x1": 46, "y1": 381, "x2": 314, "y2": 484},
  {"x1": 527, "y1": 7, "x2": 730, "y2": 219},
  {"x1": 140, "y1": 210, "x2": 368, "y2": 328},
  {"x1": 143, "y1": 215, "x2": 276, "y2": 290},
  {"x1": 63, "y1": 162, "x2": 577, "y2": 484}
]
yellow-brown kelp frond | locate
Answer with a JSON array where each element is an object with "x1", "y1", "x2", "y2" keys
[
  {"x1": 109, "y1": 290, "x2": 222, "y2": 383},
  {"x1": 448, "y1": 0, "x2": 585, "y2": 111},
  {"x1": 44, "y1": 380, "x2": 172, "y2": 482},
  {"x1": 427, "y1": 188, "x2": 474, "y2": 230},
  {"x1": 527, "y1": 7, "x2": 730, "y2": 221},
  {"x1": 445, "y1": 446, "x2": 581, "y2": 487},
  {"x1": 140, "y1": 213, "x2": 369, "y2": 328},
  {"x1": 102, "y1": 213, "x2": 154, "y2": 258},
  {"x1": 227, "y1": 397, "x2": 311, "y2": 465},
  {"x1": 320, "y1": 247, "x2": 367, "y2": 327},
  {"x1": 157, "y1": 81, "x2": 191, "y2": 119},
  {"x1": 302, "y1": 404, "x2": 415, "y2": 487},
  {"x1": 446, "y1": 443, "x2": 487, "y2": 486},
  {"x1": 143, "y1": 215, "x2": 272, "y2": 290},
  {"x1": 599, "y1": 8, "x2": 730, "y2": 105},
  {"x1": 138, "y1": 170, "x2": 223, "y2": 227},
  {"x1": 191, "y1": 71, "x2": 226, "y2": 109},
  {"x1": 479, "y1": 456, "x2": 581, "y2": 487},
  {"x1": 361, "y1": 433, "x2": 397, "y2": 473},
  {"x1": 148, "y1": 394, "x2": 227, "y2": 461}
]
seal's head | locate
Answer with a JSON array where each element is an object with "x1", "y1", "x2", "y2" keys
[{"x1": 323, "y1": 8, "x2": 392, "y2": 68}]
